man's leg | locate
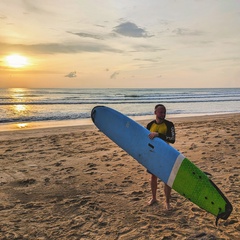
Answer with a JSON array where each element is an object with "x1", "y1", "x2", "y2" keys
[
  {"x1": 148, "y1": 174, "x2": 158, "y2": 205},
  {"x1": 164, "y1": 183, "x2": 171, "y2": 210}
]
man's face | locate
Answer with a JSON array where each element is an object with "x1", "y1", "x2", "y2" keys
[{"x1": 155, "y1": 106, "x2": 166, "y2": 120}]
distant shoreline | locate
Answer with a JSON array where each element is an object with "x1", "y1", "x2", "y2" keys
[{"x1": 0, "y1": 112, "x2": 239, "y2": 133}]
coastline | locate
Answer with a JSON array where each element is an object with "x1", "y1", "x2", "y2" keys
[
  {"x1": 0, "y1": 112, "x2": 239, "y2": 134},
  {"x1": 0, "y1": 112, "x2": 239, "y2": 239}
]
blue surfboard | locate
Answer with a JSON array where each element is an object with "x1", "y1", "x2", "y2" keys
[{"x1": 91, "y1": 106, "x2": 232, "y2": 224}]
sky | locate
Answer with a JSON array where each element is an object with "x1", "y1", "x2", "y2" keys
[{"x1": 0, "y1": 0, "x2": 240, "y2": 88}]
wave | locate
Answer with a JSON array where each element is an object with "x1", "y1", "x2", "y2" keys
[
  {"x1": 0, "y1": 98, "x2": 239, "y2": 106},
  {"x1": 1, "y1": 88, "x2": 239, "y2": 124},
  {"x1": 0, "y1": 113, "x2": 90, "y2": 123}
]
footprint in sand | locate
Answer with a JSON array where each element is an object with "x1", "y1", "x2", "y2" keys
[
  {"x1": 121, "y1": 176, "x2": 133, "y2": 186},
  {"x1": 16, "y1": 178, "x2": 36, "y2": 187},
  {"x1": 129, "y1": 190, "x2": 144, "y2": 201}
]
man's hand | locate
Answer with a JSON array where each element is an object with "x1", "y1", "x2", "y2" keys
[{"x1": 148, "y1": 132, "x2": 158, "y2": 139}]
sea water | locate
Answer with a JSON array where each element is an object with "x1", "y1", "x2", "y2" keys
[{"x1": 0, "y1": 88, "x2": 239, "y2": 126}]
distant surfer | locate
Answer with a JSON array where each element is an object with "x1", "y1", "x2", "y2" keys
[{"x1": 147, "y1": 104, "x2": 176, "y2": 210}]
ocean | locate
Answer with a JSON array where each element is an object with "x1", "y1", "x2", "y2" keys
[{"x1": 0, "y1": 88, "x2": 240, "y2": 128}]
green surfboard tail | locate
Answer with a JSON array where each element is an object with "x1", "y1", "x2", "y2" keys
[
  {"x1": 172, "y1": 158, "x2": 233, "y2": 225},
  {"x1": 208, "y1": 179, "x2": 233, "y2": 225}
]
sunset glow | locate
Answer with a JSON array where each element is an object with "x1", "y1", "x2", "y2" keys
[
  {"x1": 5, "y1": 54, "x2": 29, "y2": 68},
  {"x1": 0, "y1": 1, "x2": 240, "y2": 88}
]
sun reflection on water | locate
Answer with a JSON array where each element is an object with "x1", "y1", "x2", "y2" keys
[
  {"x1": 10, "y1": 88, "x2": 26, "y2": 99},
  {"x1": 15, "y1": 104, "x2": 27, "y2": 112},
  {"x1": 17, "y1": 123, "x2": 28, "y2": 128},
  {"x1": 9, "y1": 89, "x2": 31, "y2": 127}
]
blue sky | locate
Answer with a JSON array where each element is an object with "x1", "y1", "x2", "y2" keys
[{"x1": 0, "y1": 0, "x2": 240, "y2": 88}]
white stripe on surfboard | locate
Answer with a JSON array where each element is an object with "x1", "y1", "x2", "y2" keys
[{"x1": 167, "y1": 154, "x2": 185, "y2": 187}]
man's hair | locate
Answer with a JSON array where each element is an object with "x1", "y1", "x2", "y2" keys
[{"x1": 154, "y1": 104, "x2": 166, "y2": 113}]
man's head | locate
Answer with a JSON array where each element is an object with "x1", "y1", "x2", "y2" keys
[{"x1": 154, "y1": 104, "x2": 166, "y2": 121}]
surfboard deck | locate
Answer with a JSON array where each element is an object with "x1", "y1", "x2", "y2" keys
[{"x1": 91, "y1": 106, "x2": 232, "y2": 224}]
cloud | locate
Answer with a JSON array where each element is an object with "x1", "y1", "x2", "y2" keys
[
  {"x1": 65, "y1": 71, "x2": 77, "y2": 78},
  {"x1": 69, "y1": 21, "x2": 153, "y2": 40},
  {"x1": 113, "y1": 21, "x2": 152, "y2": 38},
  {"x1": 0, "y1": 15, "x2": 6, "y2": 20},
  {"x1": 67, "y1": 31, "x2": 104, "y2": 40},
  {"x1": 172, "y1": 28, "x2": 204, "y2": 36},
  {"x1": 133, "y1": 58, "x2": 161, "y2": 63},
  {"x1": 0, "y1": 42, "x2": 122, "y2": 55},
  {"x1": 22, "y1": 0, "x2": 50, "y2": 14},
  {"x1": 131, "y1": 44, "x2": 166, "y2": 52},
  {"x1": 110, "y1": 71, "x2": 119, "y2": 79}
]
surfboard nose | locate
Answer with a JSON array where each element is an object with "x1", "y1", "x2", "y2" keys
[
  {"x1": 91, "y1": 106, "x2": 103, "y2": 123},
  {"x1": 91, "y1": 107, "x2": 97, "y2": 123}
]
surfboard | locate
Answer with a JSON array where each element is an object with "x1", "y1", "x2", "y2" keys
[{"x1": 91, "y1": 106, "x2": 232, "y2": 224}]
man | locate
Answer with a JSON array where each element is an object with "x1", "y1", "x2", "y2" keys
[{"x1": 146, "y1": 104, "x2": 176, "y2": 210}]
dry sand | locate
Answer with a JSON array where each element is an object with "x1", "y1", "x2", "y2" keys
[{"x1": 0, "y1": 114, "x2": 239, "y2": 239}]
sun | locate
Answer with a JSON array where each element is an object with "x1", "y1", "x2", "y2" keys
[{"x1": 5, "y1": 54, "x2": 29, "y2": 68}]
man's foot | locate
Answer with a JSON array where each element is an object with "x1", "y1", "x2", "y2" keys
[
  {"x1": 148, "y1": 198, "x2": 157, "y2": 206},
  {"x1": 165, "y1": 202, "x2": 170, "y2": 210}
]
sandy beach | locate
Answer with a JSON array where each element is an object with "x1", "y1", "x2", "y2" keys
[{"x1": 0, "y1": 113, "x2": 239, "y2": 239}]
